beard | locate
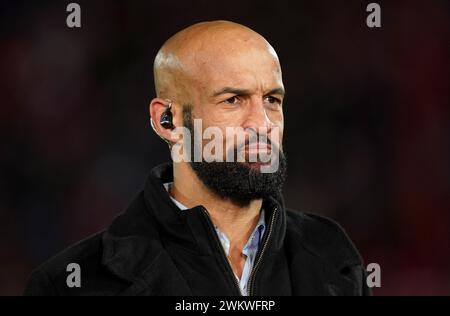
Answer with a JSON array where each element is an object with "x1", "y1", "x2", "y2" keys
[{"x1": 182, "y1": 104, "x2": 287, "y2": 206}]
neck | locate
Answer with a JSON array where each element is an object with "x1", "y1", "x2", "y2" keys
[{"x1": 171, "y1": 162, "x2": 262, "y2": 247}]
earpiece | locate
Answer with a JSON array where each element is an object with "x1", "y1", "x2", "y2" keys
[
  {"x1": 160, "y1": 100, "x2": 174, "y2": 129},
  {"x1": 150, "y1": 99, "x2": 174, "y2": 146}
]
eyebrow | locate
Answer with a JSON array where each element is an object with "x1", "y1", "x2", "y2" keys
[
  {"x1": 212, "y1": 87, "x2": 251, "y2": 97},
  {"x1": 212, "y1": 87, "x2": 286, "y2": 98},
  {"x1": 265, "y1": 87, "x2": 286, "y2": 97}
]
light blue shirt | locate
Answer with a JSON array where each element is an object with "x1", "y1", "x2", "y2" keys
[{"x1": 163, "y1": 182, "x2": 266, "y2": 296}]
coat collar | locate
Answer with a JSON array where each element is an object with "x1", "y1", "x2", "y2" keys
[
  {"x1": 101, "y1": 162, "x2": 286, "y2": 283},
  {"x1": 100, "y1": 163, "x2": 366, "y2": 295}
]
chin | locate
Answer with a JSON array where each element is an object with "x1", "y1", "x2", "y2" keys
[{"x1": 239, "y1": 161, "x2": 270, "y2": 170}]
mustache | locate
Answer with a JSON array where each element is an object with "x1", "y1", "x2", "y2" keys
[{"x1": 234, "y1": 135, "x2": 281, "y2": 153}]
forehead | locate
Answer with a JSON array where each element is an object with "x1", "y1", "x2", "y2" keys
[{"x1": 188, "y1": 45, "x2": 283, "y2": 96}]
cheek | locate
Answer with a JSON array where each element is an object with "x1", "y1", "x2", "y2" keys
[
  {"x1": 196, "y1": 113, "x2": 235, "y2": 151},
  {"x1": 267, "y1": 111, "x2": 284, "y2": 148},
  {"x1": 205, "y1": 110, "x2": 245, "y2": 130},
  {"x1": 267, "y1": 109, "x2": 283, "y2": 125}
]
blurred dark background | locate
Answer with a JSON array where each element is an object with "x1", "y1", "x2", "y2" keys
[{"x1": 1, "y1": 0, "x2": 449, "y2": 295}]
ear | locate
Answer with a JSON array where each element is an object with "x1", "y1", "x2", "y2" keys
[{"x1": 149, "y1": 98, "x2": 177, "y2": 143}]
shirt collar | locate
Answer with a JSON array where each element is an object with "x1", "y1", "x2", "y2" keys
[
  {"x1": 243, "y1": 209, "x2": 266, "y2": 253},
  {"x1": 163, "y1": 182, "x2": 188, "y2": 210},
  {"x1": 163, "y1": 181, "x2": 266, "y2": 251}
]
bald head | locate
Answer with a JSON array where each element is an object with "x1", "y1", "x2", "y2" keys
[
  {"x1": 153, "y1": 20, "x2": 281, "y2": 103},
  {"x1": 149, "y1": 21, "x2": 286, "y2": 206},
  {"x1": 150, "y1": 20, "x2": 285, "y2": 156}
]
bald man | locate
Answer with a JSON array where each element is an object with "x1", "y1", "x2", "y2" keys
[{"x1": 24, "y1": 21, "x2": 370, "y2": 296}]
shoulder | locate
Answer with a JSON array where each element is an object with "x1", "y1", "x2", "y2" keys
[
  {"x1": 23, "y1": 192, "x2": 161, "y2": 296},
  {"x1": 23, "y1": 231, "x2": 112, "y2": 295},
  {"x1": 285, "y1": 209, "x2": 364, "y2": 267}
]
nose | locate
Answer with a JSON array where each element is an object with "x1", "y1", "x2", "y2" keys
[{"x1": 242, "y1": 100, "x2": 275, "y2": 132}]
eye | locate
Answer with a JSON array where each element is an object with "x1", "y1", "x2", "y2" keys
[
  {"x1": 223, "y1": 96, "x2": 240, "y2": 105},
  {"x1": 264, "y1": 96, "x2": 282, "y2": 106}
]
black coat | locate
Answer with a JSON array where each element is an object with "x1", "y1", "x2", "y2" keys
[{"x1": 24, "y1": 163, "x2": 371, "y2": 296}]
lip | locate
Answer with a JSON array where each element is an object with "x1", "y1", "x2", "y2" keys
[{"x1": 244, "y1": 143, "x2": 271, "y2": 151}]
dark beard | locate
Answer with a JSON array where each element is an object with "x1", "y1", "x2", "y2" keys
[{"x1": 182, "y1": 104, "x2": 287, "y2": 206}]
